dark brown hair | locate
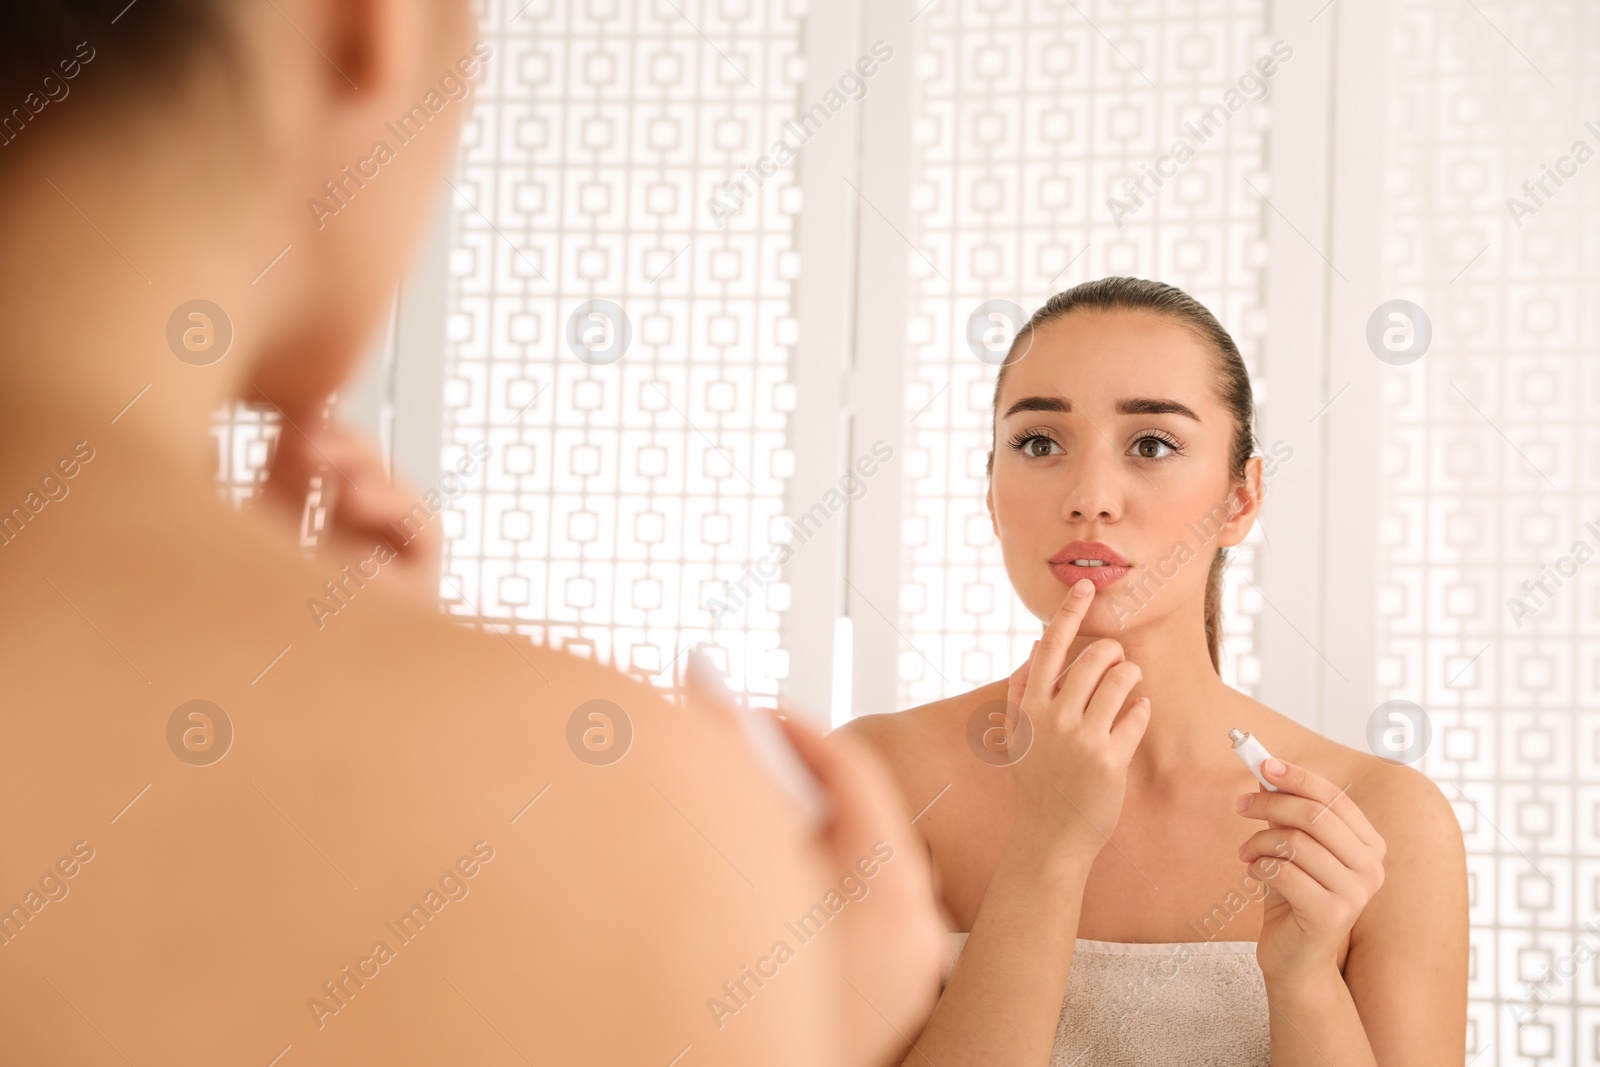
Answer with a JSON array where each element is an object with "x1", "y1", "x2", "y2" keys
[
  {"x1": 1, "y1": 2, "x2": 226, "y2": 157},
  {"x1": 986, "y1": 276, "x2": 1258, "y2": 674}
]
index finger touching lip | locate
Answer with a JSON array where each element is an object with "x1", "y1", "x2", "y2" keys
[{"x1": 1032, "y1": 578, "x2": 1096, "y2": 698}]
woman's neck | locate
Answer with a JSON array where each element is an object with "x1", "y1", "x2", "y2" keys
[
  {"x1": 0, "y1": 124, "x2": 296, "y2": 492},
  {"x1": 1069, "y1": 596, "x2": 1243, "y2": 792}
]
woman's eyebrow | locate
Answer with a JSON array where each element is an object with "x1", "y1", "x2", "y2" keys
[{"x1": 1001, "y1": 395, "x2": 1202, "y2": 422}]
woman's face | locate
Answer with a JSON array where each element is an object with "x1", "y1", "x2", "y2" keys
[
  {"x1": 244, "y1": 0, "x2": 479, "y2": 412},
  {"x1": 986, "y1": 309, "x2": 1259, "y2": 635}
]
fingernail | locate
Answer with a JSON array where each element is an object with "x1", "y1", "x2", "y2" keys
[
  {"x1": 1235, "y1": 794, "x2": 1252, "y2": 811},
  {"x1": 1264, "y1": 758, "x2": 1285, "y2": 777},
  {"x1": 1072, "y1": 578, "x2": 1093, "y2": 598}
]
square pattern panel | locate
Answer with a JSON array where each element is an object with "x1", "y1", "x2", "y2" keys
[
  {"x1": 1382, "y1": 0, "x2": 1600, "y2": 1061},
  {"x1": 210, "y1": 404, "x2": 282, "y2": 509},
  {"x1": 438, "y1": 0, "x2": 806, "y2": 702}
]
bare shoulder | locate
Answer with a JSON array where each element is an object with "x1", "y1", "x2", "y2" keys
[
  {"x1": 830, "y1": 700, "x2": 931, "y2": 760},
  {"x1": 0, "y1": 504, "x2": 844, "y2": 1065},
  {"x1": 831, "y1": 682, "x2": 1004, "y2": 772},
  {"x1": 1342, "y1": 747, "x2": 1463, "y2": 885},
  {"x1": 1240, "y1": 695, "x2": 1460, "y2": 852},
  {"x1": 830, "y1": 682, "x2": 1008, "y2": 812}
]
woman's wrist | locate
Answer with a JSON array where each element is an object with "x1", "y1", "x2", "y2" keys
[
  {"x1": 1262, "y1": 957, "x2": 1346, "y2": 1004},
  {"x1": 1001, "y1": 817, "x2": 1099, "y2": 885}
]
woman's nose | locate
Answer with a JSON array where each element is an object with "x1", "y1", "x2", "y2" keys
[{"x1": 1060, "y1": 455, "x2": 1121, "y2": 522}]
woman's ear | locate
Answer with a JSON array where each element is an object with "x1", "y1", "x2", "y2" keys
[
  {"x1": 318, "y1": 0, "x2": 412, "y2": 100},
  {"x1": 1217, "y1": 455, "x2": 1264, "y2": 548},
  {"x1": 985, "y1": 474, "x2": 999, "y2": 537}
]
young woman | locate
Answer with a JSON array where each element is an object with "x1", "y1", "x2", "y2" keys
[
  {"x1": 0, "y1": 3, "x2": 941, "y2": 1064},
  {"x1": 836, "y1": 278, "x2": 1468, "y2": 1066}
]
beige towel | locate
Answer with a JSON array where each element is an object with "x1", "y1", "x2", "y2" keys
[{"x1": 943, "y1": 931, "x2": 1270, "y2": 1066}]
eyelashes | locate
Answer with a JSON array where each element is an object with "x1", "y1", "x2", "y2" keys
[
  {"x1": 1004, "y1": 428, "x2": 1187, "y2": 461},
  {"x1": 1130, "y1": 430, "x2": 1185, "y2": 460},
  {"x1": 1005, "y1": 430, "x2": 1059, "y2": 457}
]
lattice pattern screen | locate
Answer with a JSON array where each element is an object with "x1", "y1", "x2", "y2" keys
[
  {"x1": 900, "y1": 1, "x2": 1274, "y2": 707},
  {"x1": 210, "y1": 404, "x2": 330, "y2": 549},
  {"x1": 211, "y1": 406, "x2": 282, "y2": 508},
  {"x1": 1381, "y1": 2, "x2": 1600, "y2": 1062},
  {"x1": 438, "y1": 0, "x2": 806, "y2": 702}
]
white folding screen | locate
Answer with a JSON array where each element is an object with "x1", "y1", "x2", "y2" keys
[
  {"x1": 436, "y1": 0, "x2": 809, "y2": 702},
  {"x1": 211, "y1": 408, "x2": 282, "y2": 508},
  {"x1": 1378, "y1": 1, "x2": 1600, "y2": 1061}
]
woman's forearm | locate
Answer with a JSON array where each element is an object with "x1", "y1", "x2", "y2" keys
[
  {"x1": 899, "y1": 828, "x2": 1094, "y2": 1067},
  {"x1": 1266, "y1": 966, "x2": 1378, "y2": 1067}
]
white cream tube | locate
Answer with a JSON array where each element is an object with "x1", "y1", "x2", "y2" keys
[{"x1": 1228, "y1": 728, "x2": 1281, "y2": 792}]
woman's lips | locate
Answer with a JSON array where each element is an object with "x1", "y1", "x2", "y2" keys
[{"x1": 1049, "y1": 560, "x2": 1131, "y2": 589}]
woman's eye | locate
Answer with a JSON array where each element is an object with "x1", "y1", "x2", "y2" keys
[
  {"x1": 1133, "y1": 435, "x2": 1178, "y2": 460},
  {"x1": 1022, "y1": 435, "x2": 1060, "y2": 457}
]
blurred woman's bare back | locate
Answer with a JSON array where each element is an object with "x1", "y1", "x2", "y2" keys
[{"x1": 0, "y1": 435, "x2": 860, "y2": 1064}]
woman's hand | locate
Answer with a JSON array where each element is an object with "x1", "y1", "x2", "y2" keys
[
  {"x1": 1005, "y1": 578, "x2": 1151, "y2": 863},
  {"x1": 771, "y1": 712, "x2": 944, "y2": 1064},
  {"x1": 254, "y1": 405, "x2": 443, "y2": 605},
  {"x1": 1235, "y1": 758, "x2": 1387, "y2": 987},
  {"x1": 682, "y1": 657, "x2": 942, "y2": 1067}
]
